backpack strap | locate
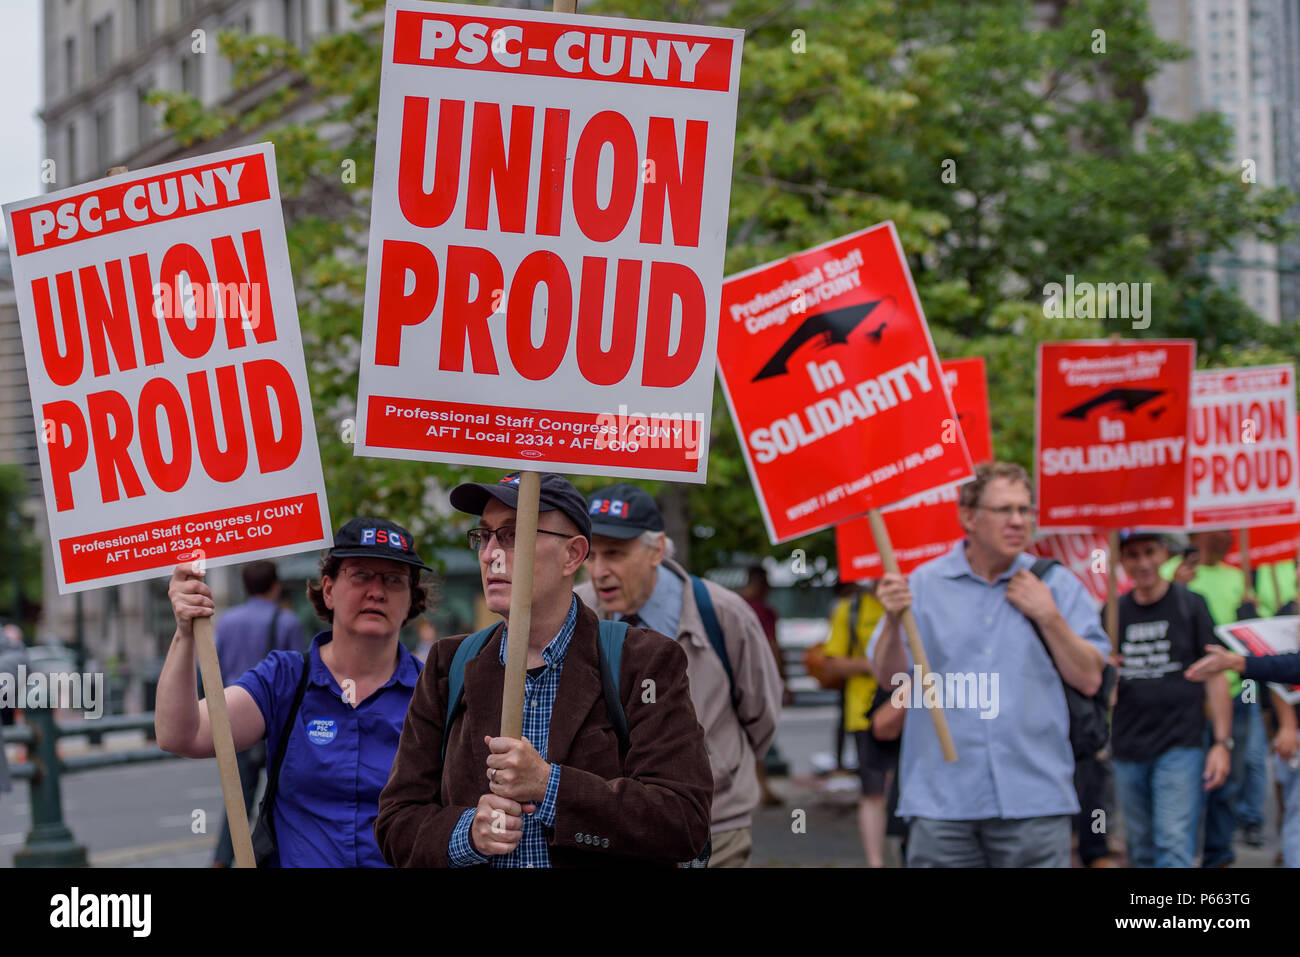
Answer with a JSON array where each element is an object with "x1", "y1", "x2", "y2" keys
[
  {"x1": 1026, "y1": 558, "x2": 1064, "y2": 674},
  {"x1": 262, "y1": 651, "x2": 310, "y2": 823},
  {"x1": 690, "y1": 575, "x2": 737, "y2": 706},
  {"x1": 441, "y1": 624, "x2": 501, "y2": 763},
  {"x1": 596, "y1": 619, "x2": 631, "y2": 756}
]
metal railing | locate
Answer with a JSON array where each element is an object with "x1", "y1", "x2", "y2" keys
[{"x1": 2, "y1": 709, "x2": 179, "y2": 867}]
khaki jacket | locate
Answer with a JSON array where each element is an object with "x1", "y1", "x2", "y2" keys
[{"x1": 576, "y1": 558, "x2": 782, "y2": 833}]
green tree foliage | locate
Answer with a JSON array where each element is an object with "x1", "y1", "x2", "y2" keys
[{"x1": 156, "y1": 0, "x2": 1296, "y2": 575}]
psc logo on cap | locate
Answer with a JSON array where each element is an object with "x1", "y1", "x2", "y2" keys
[
  {"x1": 361, "y1": 527, "x2": 407, "y2": 550},
  {"x1": 589, "y1": 499, "x2": 628, "y2": 517}
]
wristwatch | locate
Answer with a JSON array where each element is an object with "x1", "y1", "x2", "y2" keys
[{"x1": 1213, "y1": 737, "x2": 1234, "y2": 752}]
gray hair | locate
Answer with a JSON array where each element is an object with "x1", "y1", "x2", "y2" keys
[{"x1": 638, "y1": 529, "x2": 675, "y2": 560}]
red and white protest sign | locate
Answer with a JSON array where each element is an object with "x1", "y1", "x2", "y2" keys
[
  {"x1": 1029, "y1": 532, "x2": 1133, "y2": 609},
  {"x1": 1187, "y1": 365, "x2": 1299, "y2": 529},
  {"x1": 1226, "y1": 524, "x2": 1300, "y2": 567},
  {"x1": 1216, "y1": 618, "x2": 1300, "y2": 704},
  {"x1": 4, "y1": 144, "x2": 332, "y2": 593},
  {"x1": 353, "y1": 0, "x2": 742, "y2": 481},
  {"x1": 837, "y1": 357, "x2": 992, "y2": 579},
  {"x1": 718, "y1": 223, "x2": 974, "y2": 544},
  {"x1": 1036, "y1": 340, "x2": 1195, "y2": 529}
]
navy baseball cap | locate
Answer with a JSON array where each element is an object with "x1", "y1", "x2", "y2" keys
[
  {"x1": 1118, "y1": 529, "x2": 1167, "y2": 549},
  {"x1": 450, "y1": 472, "x2": 592, "y2": 542},
  {"x1": 329, "y1": 517, "x2": 432, "y2": 570},
  {"x1": 586, "y1": 483, "x2": 664, "y2": 539}
]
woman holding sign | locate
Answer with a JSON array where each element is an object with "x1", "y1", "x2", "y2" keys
[{"x1": 155, "y1": 518, "x2": 432, "y2": 867}]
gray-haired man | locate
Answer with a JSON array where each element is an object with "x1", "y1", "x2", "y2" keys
[{"x1": 574, "y1": 483, "x2": 782, "y2": 867}]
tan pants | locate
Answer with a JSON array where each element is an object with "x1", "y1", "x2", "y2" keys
[{"x1": 707, "y1": 827, "x2": 752, "y2": 868}]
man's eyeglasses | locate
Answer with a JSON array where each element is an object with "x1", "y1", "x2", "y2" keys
[
  {"x1": 467, "y1": 526, "x2": 574, "y2": 552},
  {"x1": 975, "y1": 505, "x2": 1038, "y2": 520},
  {"x1": 342, "y1": 568, "x2": 409, "y2": 590}
]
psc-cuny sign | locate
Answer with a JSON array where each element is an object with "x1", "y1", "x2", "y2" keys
[
  {"x1": 837, "y1": 357, "x2": 992, "y2": 579},
  {"x1": 1036, "y1": 340, "x2": 1195, "y2": 530},
  {"x1": 718, "y1": 223, "x2": 974, "y2": 544},
  {"x1": 353, "y1": 0, "x2": 743, "y2": 481},
  {"x1": 1187, "y1": 365, "x2": 1299, "y2": 529},
  {"x1": 3, "y1": 144, "x2": 332, "y2": 593}
]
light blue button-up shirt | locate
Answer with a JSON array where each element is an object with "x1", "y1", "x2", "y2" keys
[
  {"x1": 867, "y1": 542, "x2": 1110, "y2": 821},
  {"x1": 618, "y1": 564, "x2": 683, "y2": 639}
]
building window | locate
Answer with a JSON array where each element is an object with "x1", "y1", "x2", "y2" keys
[
  {"x1": 93, "y1": 16, "x2": 113, "y2": 74},
  {"x1": 181, "y1": 56, "x2": 200, "y2": 100},
  {"x1": 283, "y1": 0, "x2": 307, "y2": 47},
  {"x1": 66, "y1": 123, "x2": 77, "y2": 182},
  {"x1": 326, "y1": 0, "x2": 337, "y2": 32},
  {"x1": 137, "y1": 83, "x2": 154, "y2": 145},
  {"x1": 134, "y1": 0, "x2": 153, "y2": 50},
  {"x1": 64, "y1": 36, "x2": 76, "y2": 94},
  {"x1": 95, "y1": 107, "x2": 113, "y2": 172}
]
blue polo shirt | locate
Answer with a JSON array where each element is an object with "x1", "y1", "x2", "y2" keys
[
  {"x1": 867, "y1": 542, "x2": 1111, "y2": 821},
  {"x1": 236, "y1": 631, "x2": 421, "y2": 867}
]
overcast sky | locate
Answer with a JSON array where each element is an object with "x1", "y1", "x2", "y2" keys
[{"x1": 0, "y1": 1, "x2": 45, "y2": 247}]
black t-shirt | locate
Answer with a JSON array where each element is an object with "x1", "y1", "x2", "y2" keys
[{"x1": 1112, "y1": 583, "x2": 1216, "y2": 762}]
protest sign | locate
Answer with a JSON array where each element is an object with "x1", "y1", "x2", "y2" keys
[
  {"x1": 1226, "y1": 522, "x2": 1300, "y2": 567},
  {"x1": 4, "y1": 144, "x2": 332, "y2": 594},
  {"x1": 1189, "y1": 367, "x2": 1299, "y2": 529},
  {"x1": 1187, "y1": 367, "x2": 1299, "y2": 529},
  {"x1": 1036, "y1": 340, "x2": 1195, "y2": 530},
  {"x1": 718, "y1": 223, "x2": 974, "y2": 544},
  {"x1": 1029, "y1": 532, "x2": 1134, "y2": 609},
  {"x1": 353, "y1": 0, "x2": 743, "y2": 482},
  {"x1": 838, "y1": 357, "x2": 991, "y2": 579},
  {"x1": 1216, "y1": 617, "x2": 1300, "y2": 705}
]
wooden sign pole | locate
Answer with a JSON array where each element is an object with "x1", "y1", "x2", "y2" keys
[
  {"x1": 866, "y1": 509, "x2": 957, "y2": 763},
  {"x1": 500, "y1": 472, "x2": 541, "y2": 737},
  {"x1": 1239, "y1": 527, "x2": 1253, "y2": 601},
  {"x1": 497, "y1": 0, "x2": 578, "y2": 738},
  {"x1": 1106, "y1": 530, "x2": 1120, "y2": 652},
  {"x1": 192, "y1": 604, "x2": 255, "y2": 868}
]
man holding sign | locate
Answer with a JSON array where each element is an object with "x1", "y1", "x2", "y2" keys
[
  {"x1": 870, "y1": 463, "x2": 1110, "y2": 867},
  {"x1": 377, "y1": 473, "x2": 712, "y2": 867}
]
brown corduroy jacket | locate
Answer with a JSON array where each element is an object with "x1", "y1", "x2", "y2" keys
[{"x1": 375, "y1": 599, "x2": 713, "y2": 867}]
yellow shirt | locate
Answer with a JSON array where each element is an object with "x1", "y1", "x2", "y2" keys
[{"x1": 824, "y1": 592, "x2": 884, "y2": 732}]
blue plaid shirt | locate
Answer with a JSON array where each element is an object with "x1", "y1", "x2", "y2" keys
[{"x1": 447, "y1": 596, "x2": 577, "y2": 867}]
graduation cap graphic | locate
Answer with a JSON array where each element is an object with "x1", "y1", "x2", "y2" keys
[
  {"x1": 1059, "y1": 388, "x2": 1165, "y2": 420},
  {"x1": 751, "y1": 300, "x2": 888, "y2": 383}
]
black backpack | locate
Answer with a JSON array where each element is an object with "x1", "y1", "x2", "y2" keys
[{"x1": 1026, "y1": 558, "x2": 1117, "y2": 761}]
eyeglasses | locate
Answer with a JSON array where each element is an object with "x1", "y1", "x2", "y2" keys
[
  {"x1": 467, "y1": 526, "x2": 574, "y2": 552},
  {"x1": 975, "y1": 505, "x2": 1038, "y2": 520},
  {"x1": 342, "y1": 567, "x2": 409, "y2": 590}
]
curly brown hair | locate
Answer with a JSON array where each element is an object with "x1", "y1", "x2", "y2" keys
[{"x1": 306, "y1": 554, "x2": 433, "y2": 625}]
